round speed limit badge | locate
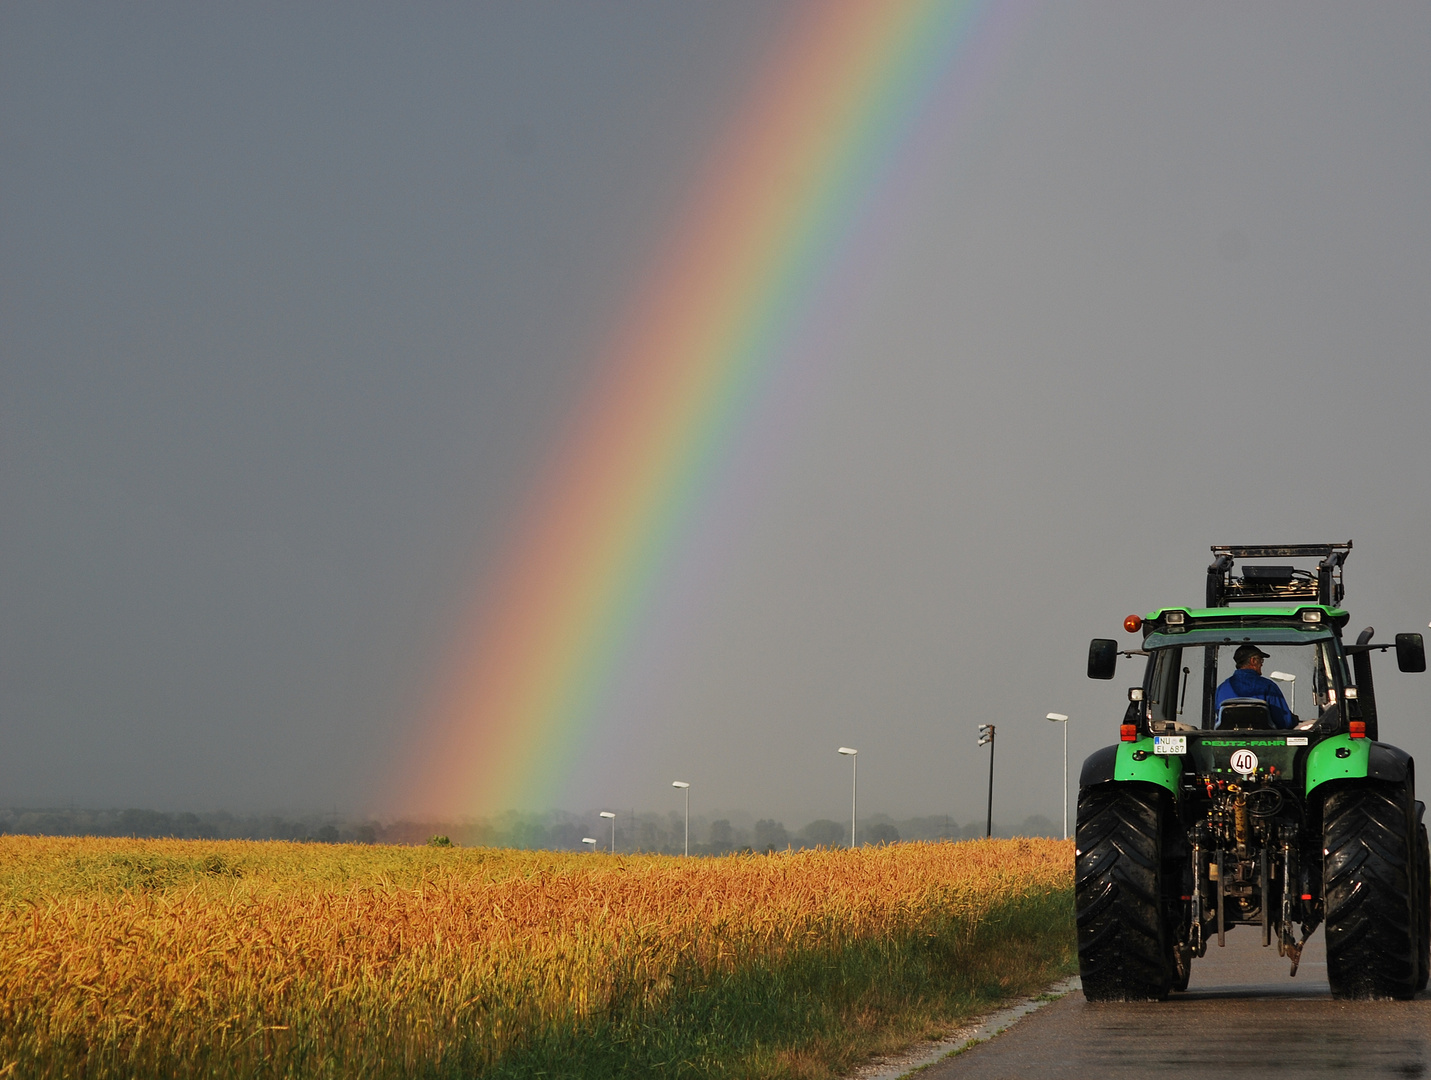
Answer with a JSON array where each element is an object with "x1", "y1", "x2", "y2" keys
[{"x1": 1230, "y1": 749, "x2": 1258, "y2": 776}]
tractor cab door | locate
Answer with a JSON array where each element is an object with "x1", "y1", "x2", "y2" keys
[{"x1": 1145, "y1": 646, "x2": 1204, "y2": 729}]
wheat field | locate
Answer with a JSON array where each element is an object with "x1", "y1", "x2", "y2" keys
[{"x1": 0, "y1": 836, "x2": 1073, "y2": 1079}]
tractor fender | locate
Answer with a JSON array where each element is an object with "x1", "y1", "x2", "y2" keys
[
  {"x1": 1305, "y1": 737, "x2": 1411, "y2": 796},
  {"x1": 1368, "y1": 741, "x2": 1412, "y2": 784},
  {"x1": 1079, "y1": 741, "x2": 1180, "y2": 798},
  {"x1": 1079, "y1": 744, "x2": 1119, "y2": 788}
]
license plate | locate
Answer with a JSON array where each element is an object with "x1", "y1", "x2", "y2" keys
[
  {"x1": 1286, "y1": 737, "x2": 1308, "y2": 746},
  {"x1": 1153, "y1": 736, "x2": 1186, "y2": 755}
]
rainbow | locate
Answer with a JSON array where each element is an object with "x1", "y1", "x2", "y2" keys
[{"x1": 398, "y1": 0, "x2": 1011, "y2": 816}]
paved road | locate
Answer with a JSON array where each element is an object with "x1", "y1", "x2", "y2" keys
[{"x1": 923, "y1": 930, "x2": 1430, "y2": 1078}]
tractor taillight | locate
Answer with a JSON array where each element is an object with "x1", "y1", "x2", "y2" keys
[
  {"x1": 1120, "y1": 724, "x2": 1138, "y2": 742},
  {"x1": 1348, "y1": 721, "x2": 1366, "y2": 739}
]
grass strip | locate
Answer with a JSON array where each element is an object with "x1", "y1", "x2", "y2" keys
[{"x1": 487, "y1": 887, "x2": 1074, "y2": 1079}]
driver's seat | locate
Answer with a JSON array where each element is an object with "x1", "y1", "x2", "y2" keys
[{"x1": 1217, "y1": 697, "x2": 1273, "y2": 730}]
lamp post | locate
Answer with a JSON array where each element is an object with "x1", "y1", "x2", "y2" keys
[
  {"x1": 1046, "y1": 713, "x2": 1069, "y2": 840},
  {"x1": 599, "y1": 810, "x2": 616, "y2": 853},
  {"x1": 671, "y1": 781, "x2": 690, "y2": 856},
  {"x1": 1270, "y1": 671, "x2": 1296, "y2": 714},
  {"x1": 977, "y1": 724, "x2": 995, "y2": 838},
  {"x1": 581, "y1": 837, "x2": 597, "y2": 852},
  {"x1": 837, "y1": 747, "x2": 858, "y2": 847}
]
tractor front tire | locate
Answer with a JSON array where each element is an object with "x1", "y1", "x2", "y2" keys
[
  {"x1": 1323, "y1": 785, "x2": 1418, "y2": 1000},
  {"x1": 1076, "y1": 784, "x2": 1173, "y2": 1001}
]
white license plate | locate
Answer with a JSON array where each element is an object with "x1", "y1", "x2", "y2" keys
[
  {"x1": 1286, "y1": 737, "x2": 1308, "y2": 746},
  {"x1": 1153, "y1": 736, "x2": 1186, "y2": 755}
]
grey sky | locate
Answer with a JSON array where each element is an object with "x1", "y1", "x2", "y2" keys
[{"x1": 4, "y1": 3, "x2": 1430, "y2": 828}]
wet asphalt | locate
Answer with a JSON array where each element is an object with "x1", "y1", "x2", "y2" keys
[{"x1": 921, "y1": 929, "x2": 1430, "y2": 1078}]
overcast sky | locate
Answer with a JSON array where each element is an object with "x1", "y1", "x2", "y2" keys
[{"x1": 4, "y1": 2, "x2": 1430, "y2": 828}]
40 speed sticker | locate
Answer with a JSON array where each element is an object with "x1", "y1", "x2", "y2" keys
[
  {"x1": 1230, "y1": 748, "x2": 1259, "y2": 775},
  {"x1": 1152, "y1": 736, "x2": 1186, "y2": 755}
]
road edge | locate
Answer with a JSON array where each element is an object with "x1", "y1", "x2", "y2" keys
[{"x1": 847, "y1": 976, "x2": 1082, "y2": 1080}]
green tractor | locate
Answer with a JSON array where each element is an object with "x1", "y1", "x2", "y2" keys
[{"x1": 1076, "y1": 542, "x2": 1429, "y2": 1000}]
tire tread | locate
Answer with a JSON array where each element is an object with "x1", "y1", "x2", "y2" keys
[
  {"x1": 1076, "y1": 785, "x2": 1171, "y2": 1001},
  {"x1": 1323, "y1": 785, "x2": 1417, "y2": 1000}
]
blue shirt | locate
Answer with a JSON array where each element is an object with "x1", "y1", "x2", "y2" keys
[{"x1": 1214, "y1": 668, "x2": 1296, "y2": 729}]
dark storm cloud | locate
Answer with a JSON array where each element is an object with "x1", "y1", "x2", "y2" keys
[{"x1": 3, "y1": 3, "x2": 1429, "y2": 825}]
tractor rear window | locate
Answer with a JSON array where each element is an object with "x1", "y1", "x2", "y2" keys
[{"x1": 1145, "y1": 633, "x2": 1346, "y2": 730}]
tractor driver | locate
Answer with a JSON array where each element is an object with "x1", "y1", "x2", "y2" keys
[{"x1": 1214, "y1": 644, "x2": 1297, "y2": 729}]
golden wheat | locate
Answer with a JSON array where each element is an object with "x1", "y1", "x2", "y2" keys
[{"x1": 0, "y1": 836, "x2": 1071, "y2": 1077}]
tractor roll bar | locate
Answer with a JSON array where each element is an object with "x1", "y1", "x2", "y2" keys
[{"x1": 1206, "y1": 542, "x2": 1352, "y2": 608}]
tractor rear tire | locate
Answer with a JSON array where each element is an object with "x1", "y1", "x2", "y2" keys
[
  {"x1": 1416, "y1": 812, "x2": 1429, "y2": 993},
  {"x1": 1076, "y1": 784, "x2": 1172, "y2": 1001},
  {"x1": 1323, "y1": 785, "x2": 1418, "y2": 1000}
]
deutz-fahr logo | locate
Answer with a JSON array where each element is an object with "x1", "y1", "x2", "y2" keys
[{"x1": 1203, "y1": 740, "x2": 1283, "y2": 747}]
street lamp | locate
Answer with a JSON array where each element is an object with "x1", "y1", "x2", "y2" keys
[
  {"x1": 837, "y1": 748, "x2": 858, "y2": 847},
  {"x1": 1046, "y1": 713, "x2": 1069, "y2": 840},
  {"x1": 1270, "y1": 671, "x2": 1296, "y2": 713},
  {"x1": 978, "y1": 724, "x2": 996, "y2": 838},
  {"x1": 581, "y1": 837, "x2": 597, "y2": 851},
  {"x1": 599, "y1": 811, "x2": 616, "y2": 853},
  {"x1": 672, "y1": 781, "x2": 690, "y2": 856}
]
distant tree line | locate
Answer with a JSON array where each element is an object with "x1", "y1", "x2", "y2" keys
[
  {"x1": 0, "y1": 807, "x2": 1062, "y2": 851},
  {"x1": 0, "y1": 808, "x2": 379, "y2": 845}
]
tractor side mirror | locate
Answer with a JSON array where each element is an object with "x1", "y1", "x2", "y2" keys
[
  {"x1": 1395, "y1": 633, "x2": 1426, "y2": 673},
  {"x1": 1088, "y1": 638, "x2": 1118, "y2": 680}
]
